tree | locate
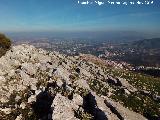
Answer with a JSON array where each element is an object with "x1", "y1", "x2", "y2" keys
[
  {"x1": 0, "y1": 33, "x2": 11, "y2": 49},
  {"x1": 0, "y1": 33, "x2": 11, "y2": 57}
]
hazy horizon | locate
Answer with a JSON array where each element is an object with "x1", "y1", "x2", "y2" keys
[{"x1": 2, "y1": 30, "x2": 159, "y2": 44}]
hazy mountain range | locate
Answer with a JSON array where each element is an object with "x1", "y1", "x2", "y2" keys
[{"x1": 5, "y1": 31, "x2": 160, "y2": 43}]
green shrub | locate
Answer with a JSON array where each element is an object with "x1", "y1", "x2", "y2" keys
[
  {"x1": 0, "y1": 33, "x2": 11, "y2": 57},
  {"x1": 0, "y1": 33, "x2": 11, "y2": 49}
]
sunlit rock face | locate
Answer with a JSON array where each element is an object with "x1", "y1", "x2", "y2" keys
[{"x1": 0, "y1": 44, "x2": 150, "y2": 120}]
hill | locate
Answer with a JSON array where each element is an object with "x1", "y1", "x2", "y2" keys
[
  {"x1": 128, "y1": 38, "x2": 160, "y2": 67},
  {"x1": 132, "y1": 38, "x2": 160, "y2": 49},
  {"x1": 102, "y1": 38, "x2": 160, "y2": 67},
  {"x1": 0, "y1": 44, "x2": 159, "y2": 120}
]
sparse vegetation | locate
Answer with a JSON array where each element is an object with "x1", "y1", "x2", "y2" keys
[
  {"x1": 103, "y1": 67, "x2": 160, "y2": 119},
  {"x1": 74, "y1": 108, "x2": 94, "y2": 120},
  {"x1": 88, "y1": 78, "x2": 109, "y2": 96},
  {"x1": 111, "y1": 90, "x2": 160, "y2": 119},
  {"x1": 104, "y1": 67, "x2": 160, "y2": 95}
]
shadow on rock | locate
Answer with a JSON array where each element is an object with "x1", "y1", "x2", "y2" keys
[
  {"x1": 83, "y1": 92, "x2": 107, "y2": 120},
  {"x1": 31, "y1": 91, "x2": 54, "y2": 120}
]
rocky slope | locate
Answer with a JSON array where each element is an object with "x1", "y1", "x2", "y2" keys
[{"x1": 0, "y1": 44, "x2": 159, "y2": 120}]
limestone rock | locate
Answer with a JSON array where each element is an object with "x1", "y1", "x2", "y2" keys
[
  {"x1": 117, "y1": 77, "x2": 137, "y2": 92},
  {"x1": 91, "y1": 92, "x2": 119, "y2": 120},
  {"x1": 20, "y1": 102, "x2": 26, "y2": 109},
  {"x1": 56, "y1": 79, "x2": 63, "y2": 88},
  {"x1": 21, "y1": 63, "x2": 37, "y2": 76},
  {"x1": 105, "y1": 99, "x2": 147, "y2": 120},
  {"x1": 52, "y1": 94, "x2": 79, "y2": 120},
  {"x1": 72, "y1": 94, "x2": 83, "y2": 106},
  {"x1": 0, "y1": 108, "x2": 11, "y2": 114},
  {"x1": 15, "y1": 96, "x2": 21, "y2": 102},
  {"x1": 0, "y1": 44, "x2": 150, "y2": 119},
  {"x1": 15, "y1": 114, "x2": 23, "y2": 120},
  {"x1": 28, "y1": 95, "x2": 36, "y2": 103}
]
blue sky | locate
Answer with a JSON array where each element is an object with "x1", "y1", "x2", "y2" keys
[{"x1": 0, "y1": 0, "x2": 160, "y2": 34}]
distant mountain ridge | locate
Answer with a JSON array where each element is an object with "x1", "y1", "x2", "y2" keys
[
  {"x1": 107, "y1": 38, "x2": 160, "y2": 67},
  {"x1": 132, "y1": 38, "x2": 160, "y2": 49}
]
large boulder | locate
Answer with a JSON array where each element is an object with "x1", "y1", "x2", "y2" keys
[{"x1": 51, "y1": 94, "x2": 79, "y2": 120}]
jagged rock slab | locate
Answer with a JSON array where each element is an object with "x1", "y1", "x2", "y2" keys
[
  {"x1": 104, "y1": 99, "x2": 147, "y2": 120},
  {"x1": 51, "y1": 94, "x2": 80, "y2": 120},
  {"x1": 91, "y1": 92, "x2": 119, "y2": 120}
]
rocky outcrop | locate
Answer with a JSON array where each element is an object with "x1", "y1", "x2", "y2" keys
[
  {"x1": 91, "y1": 92, "x2": 119, "y2": 120},
  {"x1": 105, "y1": 99, "x2": 147, "y2": 120},
  {"x1": 0, "y1": 44, "x2": 147, "y2": 120},
  {"x1": 107, "y1": 76, "x2": 137, "y2": 94},
  {"x1": 51, "y1": 94, "x2": 80, "y2": 120}
]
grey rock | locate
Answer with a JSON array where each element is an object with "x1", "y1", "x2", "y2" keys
[
  {"x1": 21, "y1": 63, "x2": 37, "y2": 76},
  {"x1": 117, "y1": 77, "x2": 137, "y2": 92},
  {"x1": 56, "y1": 79, "x2": 63, "y2": 88},
  {"x1": 105, "y1": 99, "x2": 147, "y2": 120},
  {"x1": 0, "y1": 108, "x2": 11, "y2": 114},
  {"x1": 15, "y1": 114, "x2": 23, "y2": 120},
  {"x1": 72, "y1": 94, "x2": 83, "y2": 106},
  {"x1": 20, "y1": 102, "x2": 26, "y2": 109},
  {"x1": 91, "y1": 92, "x2": 119, "y2": 120},
  {"x1": 28, "y1": 95, "x2": 36, "y2": 103},
  {"x1": 15, "y1": 96, "x2": 21, "y2": 102},
  {"x1": 0, "y1": 44, "x2": 148, "y2": 119},
  {"x1": 52, "y1": 94, "x2": 79, "y2": 120}
]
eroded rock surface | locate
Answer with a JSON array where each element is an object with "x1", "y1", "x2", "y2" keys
[
  {"x1": 0, "y1": 45, "x2": 148, "y2": 120},
  {"x1": 105, "y1": 99, "x2": 147, "y2": 120}
]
